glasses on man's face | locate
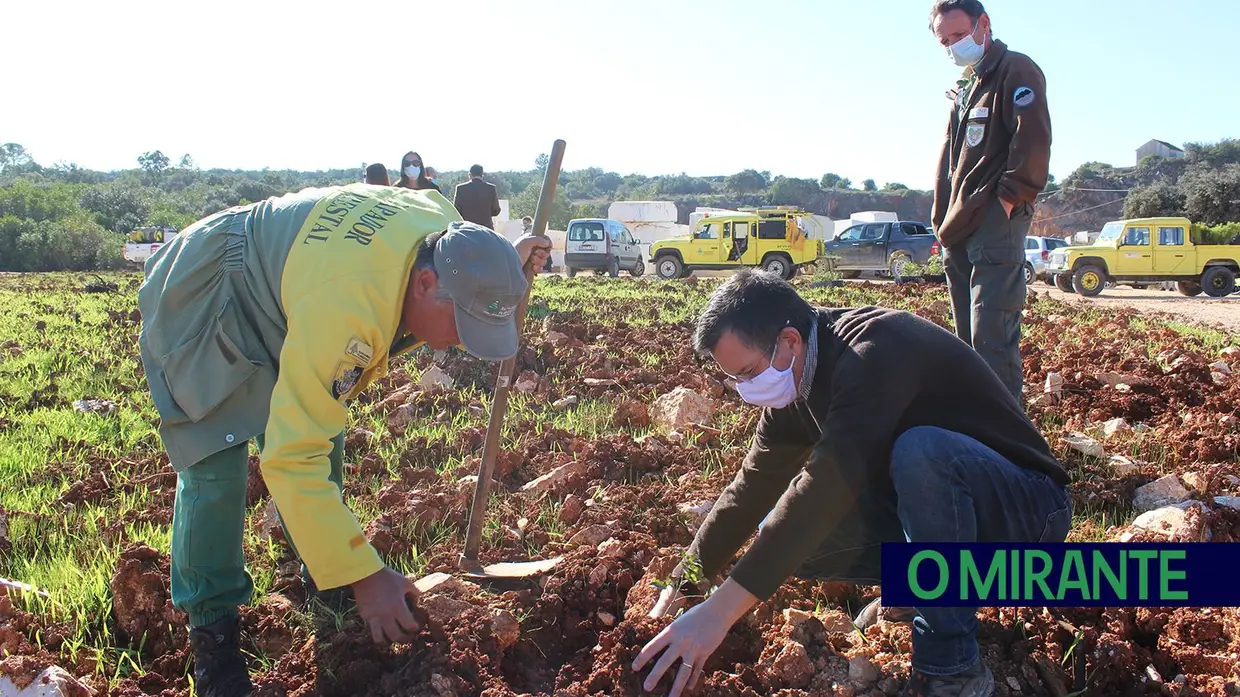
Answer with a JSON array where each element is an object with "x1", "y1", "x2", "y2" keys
[{"x1": 721, "y1": 342, "x2": 781, "y2": 383}]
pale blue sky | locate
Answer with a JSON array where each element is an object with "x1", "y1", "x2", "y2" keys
[{"x1": 3, "y1": 0, "x2": 1236, "y2": 189}]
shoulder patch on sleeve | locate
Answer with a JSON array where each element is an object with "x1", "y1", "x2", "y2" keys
[{"x1": 1013, "y1": 86, "x2": 1036, "y2": 108}]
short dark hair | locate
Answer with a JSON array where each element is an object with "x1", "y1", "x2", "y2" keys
[
  {"x1": 930, "y1": 0, "x2": 985, "y2": 26},
  {"x1": 364, "y1": 163, "x2": 389, "y2": 185},
  {"x1": 469, "y1": 164, "x2": 484, "y2": 177},
  {"x1": 693, "y1": 268, "x2": 815, "y2": 358},
  {"x1": 414, "y1": 230, "x2": 445, "y2": 274}
]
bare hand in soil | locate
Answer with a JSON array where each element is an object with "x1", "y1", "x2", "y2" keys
[
  {"x1": 514, "y1": 234, "x2": 553, "y2": 273},
  {"x1": 351, "y1": 566, "x2": 421, "y2": 644},
  {"x1": 648, "y1": 585, "x2": 685, "y2": 619},
  {"x1": 633, "y1": 600, "x2": 727, "y2": 695}
]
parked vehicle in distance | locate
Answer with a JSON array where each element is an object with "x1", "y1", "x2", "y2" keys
[
  {"x1": 564, "y1": 218, "x2": 644, "y2": 278},
  {"x1": 648, "y1": 206, "x2": 824, "y2": 280},
  {"x1": 823, "y1": 220, "x2": 938, "y2": 278},
  {"x1": 1046, "y1": 216, "x2": 1240, "y2": 297},
  {"x1": 123, "y1": 226, "x2": 178, "y2": 264},
  {"x1": 1024, "y1": 235, "x2": 1070, "y2": 284}
]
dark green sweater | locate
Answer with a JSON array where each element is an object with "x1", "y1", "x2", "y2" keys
[{"x1": 685, "y1": 306, "x2": 1068, "y2": 601}]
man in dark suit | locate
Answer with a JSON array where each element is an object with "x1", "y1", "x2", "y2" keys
[{"x1": 453, "y1": 164, "x2": 502, "y2": 231}]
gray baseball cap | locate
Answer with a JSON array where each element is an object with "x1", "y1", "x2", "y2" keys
[{"x1": 435, "y1": 221, "x2": 527, "y2": 361}]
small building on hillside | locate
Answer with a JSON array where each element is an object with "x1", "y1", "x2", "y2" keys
[{"x1": 1136, "y1": 139, "x2": 1184, "y2": 164}]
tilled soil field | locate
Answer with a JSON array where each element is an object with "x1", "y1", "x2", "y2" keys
[{"x1": 1, "y1": 273, "x2": 1239, "y2": 697}]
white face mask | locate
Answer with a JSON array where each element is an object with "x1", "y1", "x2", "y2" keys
[
  {"x1": 947, "y1": 22, "x2": 986, "y2": 67},
  {"x1": 404, "y1": 165, "x2": 422, "y2": 178},
  {"x1": 734, "y1": 341, "x2": 798, "y2": 409}
]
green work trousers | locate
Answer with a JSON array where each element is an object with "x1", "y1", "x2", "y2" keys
[{"x1": 169, "y1": 431, "x2": 345, "y2": 628}]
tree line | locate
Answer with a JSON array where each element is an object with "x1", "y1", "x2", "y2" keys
[{"x1": 3, "y1": 139, "x2": 1236, "y2": 272}]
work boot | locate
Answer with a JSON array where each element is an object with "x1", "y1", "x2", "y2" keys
[
  {"x1": 188, "y1": 616, "x2": 253, "y2": 697},
  {"x1": 901, "y1": 659, "x2": 994, "y2": 697},
  {"x1": 854, "y1": 596, "x2": 918, "y2": 630}
]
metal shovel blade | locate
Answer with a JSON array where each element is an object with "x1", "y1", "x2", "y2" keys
[{"x1": 457, "y1": 555, "x2": 563, "y2": 580}]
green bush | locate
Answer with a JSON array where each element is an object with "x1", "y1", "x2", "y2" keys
[
  {"x1": 1191, "y1": 222, "x2": 1240, "y2": 245},
  {"x1": 0, "y1": 215, "x2": 119, "y2": 271}
]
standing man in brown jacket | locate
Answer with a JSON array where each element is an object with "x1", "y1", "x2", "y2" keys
[
  {"x1": 453, "y1": 164, "x2": 502, "y2": 231},
  {"x1": 929, "y1": 0, "x2": 1051, "y2": 402}
]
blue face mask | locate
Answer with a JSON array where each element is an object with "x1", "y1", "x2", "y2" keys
[
  {"x1": 404, "y1": 165, "x2": 422, "y2": 179},
  {"x1": 948, "y1": 22, "x2": 986, "y2": 67}
]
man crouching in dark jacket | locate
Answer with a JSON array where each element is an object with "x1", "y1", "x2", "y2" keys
[{"x1": 631, "y1": 269, "x2": 1071, "y2": 697}]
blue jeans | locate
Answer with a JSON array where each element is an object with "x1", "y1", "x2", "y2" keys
[{"x1": 761, "y1": 426, "x2": 1071, "y2": 675}]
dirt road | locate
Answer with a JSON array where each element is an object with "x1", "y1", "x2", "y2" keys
[{"x1": 1036, "y1": 282, "x2": 1239, "y2": 334}]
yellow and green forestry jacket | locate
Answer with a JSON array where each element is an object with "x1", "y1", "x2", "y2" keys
[{"x1": 138, "y1": 183, "x2": 462, "y2": 589}]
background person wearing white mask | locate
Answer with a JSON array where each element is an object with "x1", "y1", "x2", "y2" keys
[
  {"x1": 632, "y1": 269, "x2": 1070, "y2": 697},
  {"x1": 395, "y1": 150, "x2": 441, "y2": 192}
]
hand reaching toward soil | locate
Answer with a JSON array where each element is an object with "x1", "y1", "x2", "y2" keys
[
  {"x1": 351, "y1": 566, "x2": 421, "y2": 644},
  {"x1": 633, "y1": 578, "x2": 758, "y2": 696},
  {"x1": 648, "y1": 584, "x2": 686, "y2": 619}
]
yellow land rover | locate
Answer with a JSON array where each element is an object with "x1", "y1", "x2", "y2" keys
[
  {"x1": 648, "y1": 207, "x2": 825, "y2": 280},
  {"x1": 1046, "y1": 216, "x2": 1240, "y2": 297}
]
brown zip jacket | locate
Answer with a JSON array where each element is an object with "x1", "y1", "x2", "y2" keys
[{"x1": 931, "y1": 39, "x2": 1052, "y2": 248}]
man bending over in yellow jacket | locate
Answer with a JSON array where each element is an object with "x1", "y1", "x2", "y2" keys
[{"x1": 136, "y1": 183, "x2": 551, "y2": 696}]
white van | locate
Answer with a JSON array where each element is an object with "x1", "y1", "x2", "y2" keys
[{"x1": 563, "y1": 218, "x2": 645, "y2": 278}]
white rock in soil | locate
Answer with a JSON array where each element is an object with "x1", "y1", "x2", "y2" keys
[
  {"x1": 514, "y1": 371, "x2": 540, "y2": 393},
  {"x1": 0, "y1": 665, "x2": 94, "y2": 697},
  {"x1": 1180, "y1": 472, "x2": 1207, "y2": 492},
  {"x1": 650, "y1": 387, "x2": 715, "y2": 432},
  {"x1": 1102, "y1": 418, "x2": 1131, "y2": 437},
  {"x1": 519, "y1": 460, "x2": 587, "y2": 495},
  {"x1": 1212, "y1": 372, "x2": 1229, "y2": 385},
  {"x1": 419, "y1": 365, "x2": 454, "y2": 390},
  {"x1": 1214, "y1": 496, "x2": 1240, "y2": 512},
  {"x1": 1220, "y1": 346, "x2": 1240, "y2": 362},
  {"x1": 552, "y1": 396, "x2": 579, "y2": 411},
  {"x1": 1131, "y1": 505, "x2": 1206, "y2": 542},
  {"x1": 597, "y1": 538, "x2": 626, "y2": 558},
  {"x1": 1211, "y1": 360, "x2": 1233, "y2": 375},
  {"x1": 1028, "y1": 393, "x2": 1056, "y2": 408},
  {"x1": 1220, "y1": 415, "x2": 1239, "y2": 431},
  {"x1": 1132, "y1": 475, "x2": 1192, "y2": 513},
  {"x1": 1108, "y1": 456, "x2": 1140, "y2": 477},
  {"x1": 1095, "y1": 371, "x2": 1147, "y2": 388},
  {"x1": 1064, "y1": 432, "x2": 1107, "y2": 459},
  {"x1": 1044, "y1": 372, "x2": 1064, "y2": 396},
  {"x1": 597, "y1": 611, "x2": 616, "y2": 626},
  {"x1": 847, "y1": 656, "x2": 880, "y2": 686},
  {"x1": 567, "y1": 524, "x2": 612, "y2": 547},
  {"x1": 1146, "y1": 664, "x2": 1164, "y2": 684},
  {"x1": 677, "y1": 500, "x2": 714, "y2": 522}
]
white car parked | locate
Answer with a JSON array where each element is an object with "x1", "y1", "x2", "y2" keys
[{"x1": 1024, "y1": 235, "x2": 1070, "y2": 284}]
